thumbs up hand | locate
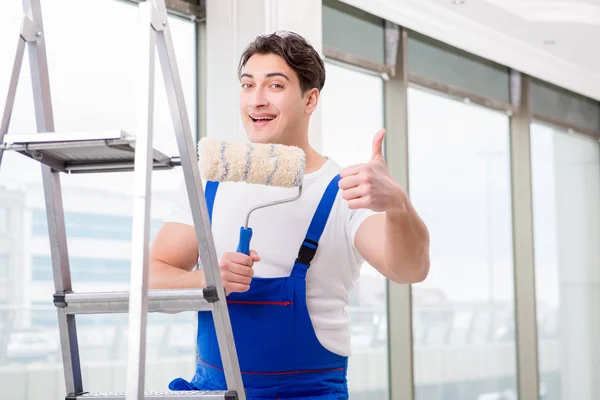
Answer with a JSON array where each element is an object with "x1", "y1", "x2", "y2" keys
[
  {"x1": 339, "y1": 129, "x2": 407, "y2": 212},
  {"x1": 370, "y1": 128, "x2": 386, "y2": 162}
]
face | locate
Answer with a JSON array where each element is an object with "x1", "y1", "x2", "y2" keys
[{"x1": 239, "y1": 53, "x2": 318, "y2": 145}]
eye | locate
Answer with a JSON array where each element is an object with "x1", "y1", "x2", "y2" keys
[
  {"x1": 270, "y1": 83, "x2": 283, "y2": 89},
  {"x1": 241, "y1": 83, "x2": 253, "y2": 89}
]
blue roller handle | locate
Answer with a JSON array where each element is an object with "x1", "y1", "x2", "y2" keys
[{"x1": 237, "y1": 227, "x2": 253, "y2": 255}]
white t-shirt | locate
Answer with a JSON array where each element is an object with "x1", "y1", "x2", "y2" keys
[{"x1": 164, "y1": 158, "x2": 377, "y2": 356}]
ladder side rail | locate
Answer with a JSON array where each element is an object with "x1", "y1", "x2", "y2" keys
[
  {"x1": 151, "y1": 0, "x2": 245, "y2": 397},
  {"x1": 0, "y1": 32, "x2": 26, "y2": 166},
  {"x1": 126, "y1": 2, "x2": 158, "y2": 399},
  {"x1": 21, "y1": 0, "x2": 85, "y2": 396},
  {"x1": 2, "y1": 0, "x2": 245, "y2": 398}
]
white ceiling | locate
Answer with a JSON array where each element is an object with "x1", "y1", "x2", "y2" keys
[
  {"x1": 341, "y1": 0, "x2": 600, "y2": 101},
  {"x1": 442, "y1": 0, "x2": 600, "y2": 73}
]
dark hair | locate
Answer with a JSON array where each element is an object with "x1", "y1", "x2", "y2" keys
[{"x1": 238, "y1": 31, "x2": 326, "y2": 93}]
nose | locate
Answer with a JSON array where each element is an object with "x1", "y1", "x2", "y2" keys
[{"x1": 250, "y1": 87, "x2": 269, "y2": 108}]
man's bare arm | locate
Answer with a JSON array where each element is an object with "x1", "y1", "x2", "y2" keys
[
  {"x1": 149, "y1": 222, "x2": 206, "y2": 289},
  {"x1": 339, "y1": 129, "x2": 430, "y2": 284}
]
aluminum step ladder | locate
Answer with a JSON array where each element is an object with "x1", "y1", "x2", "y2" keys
[{"x1": 0, "y1": 1, "x2": 245, "y2": 399}]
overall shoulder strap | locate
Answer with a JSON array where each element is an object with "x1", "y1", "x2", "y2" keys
[
  {"x1": 205, "y1": 180, "x2": 219, "y2": 224},
  {"x1": 292, "y1": 174, "x2": 341, "y2": 277}
]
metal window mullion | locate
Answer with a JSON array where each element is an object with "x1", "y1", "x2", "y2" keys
[
  {"x1": 509, "y1": 70, "x2": 540, "y2": 400},
  {"x1": 384, "y1": 26, "x2": 414, "y2": 400}
]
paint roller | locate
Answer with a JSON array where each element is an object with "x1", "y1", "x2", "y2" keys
[{"x1": 198, "y1": 137, "x2": 306, "y2": 255}]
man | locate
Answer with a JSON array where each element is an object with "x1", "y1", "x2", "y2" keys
[{"x1": 149, "y1": 31, "x2": 430, "y2": 400}]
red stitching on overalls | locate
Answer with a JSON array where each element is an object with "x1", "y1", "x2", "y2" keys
[{"x1": 199, "y1": 358, "x2": 343, "y2": 375}]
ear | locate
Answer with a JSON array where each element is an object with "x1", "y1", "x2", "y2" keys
[{"x1": 304, "y1": 88, "x2": 320, "y2": 115}]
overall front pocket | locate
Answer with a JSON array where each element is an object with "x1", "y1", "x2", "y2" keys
[{"x1": 227, "y1": 300, "x2": 295, "y2": 373}]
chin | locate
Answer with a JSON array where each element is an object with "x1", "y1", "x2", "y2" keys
[{"x1": 246, "y1": 130, "x2": 278, "y2": 144}]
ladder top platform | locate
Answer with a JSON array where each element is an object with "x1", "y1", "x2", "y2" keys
[{"x1": 1, "y1": 130, "x2": 181, "y2": 173}]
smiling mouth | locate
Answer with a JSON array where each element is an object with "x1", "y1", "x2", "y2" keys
[{"x1": 250, "y1": 115, "x2": 276, "y2": 123}]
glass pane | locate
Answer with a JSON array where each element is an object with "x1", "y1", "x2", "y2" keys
[
  {"x1": 531, "y1": 79, "x2": 600, "y2": 134},
  {"x1": 0, "y1": 256, "x2": 8, "y2": 306},
  {"x1": 0, "y1": 0, "x2": 197, "y2": 398},
  {"x1": 0, "y1": 208, "x2": 7, "y2": 234},
  {"x1": 321, "y1": 62, "x2": 388, "y2": 400},
  {"x1": 322, "y1": 0, "x2": 385, "y2": 65},
  {"x1": 408, "y1": 87, "x2": 517, "y2": 399},
  {"x1": 531, "y1": 123, "x2": 600, "y2": 400},
  {"x1": 0, "y1": 255, "x2": 8, "y2": 286},
  {"x1": 408, "y1": 32, "x2": 510, "y2": 104}
]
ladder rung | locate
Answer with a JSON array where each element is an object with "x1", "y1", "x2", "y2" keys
[
  {"x1": 54, "y1": 289, "x2": 217, "y2": 314},
  {"x1": 75, "y1": 390, "x2": 238, "y2": 399},
  {"x1": 1, "y1": 130, "x2": 180, "y2": 173}
]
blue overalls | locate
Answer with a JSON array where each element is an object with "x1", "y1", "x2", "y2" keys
[{"x1": 169, "y1": 175, "x2": 348, "y2": 400}]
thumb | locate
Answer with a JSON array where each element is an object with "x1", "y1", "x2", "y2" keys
[
  {"x1": 249, "y1": 250, "x2": 260, "y2": 262},
  {"x1": 371, "y1": 129, "x2": 386, "y2": 161}
]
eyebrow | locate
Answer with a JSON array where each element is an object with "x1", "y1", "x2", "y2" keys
[{"x1": 240, "y1": 72, "x2": 290, "y2": 81}]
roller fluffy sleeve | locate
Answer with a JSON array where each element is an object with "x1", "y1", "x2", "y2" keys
[{"x1": 197, "y1": 137, "x2": 306, "y2": 188}]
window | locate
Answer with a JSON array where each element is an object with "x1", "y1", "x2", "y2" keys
[
  {"x1": 32, "y1": 209, "x2": 163, "y2": 241},
  {"x1": 0, "y1": 254, "x2": 9, "y2": 304},
  {"x1": 0, "y1": 0, "x2": 197, "y2": 396},
  {"x1": 322, "y1": 0, "x2": 385, "y2": 65},
  {"x1": 408, "y1": 32, "x2": 510, "y2": 104},
  {"x1": 321, "y1": 61, "x2": 389, "y2": 400},
  {"x1": 408, "y1": 87, "x2": 517, "y2": 399},
  {"x1": 31, "y1": 256, "x2": 131, "y2": 282},
  {"x1": 0, "y1": 208, "x2": 7, "y2": 234},
  {"x1": 0, "y1": 254, "x2": 9, "y2": 279},
  {"x1": 0, "y1": 255, "x2": 9, "y2": 304},
  {"x1": 531, "y1": 79, "x2": 600, "y2": 134},
  {"x1": 531, "y1": 123, "x2": 600, "y2": 400}
]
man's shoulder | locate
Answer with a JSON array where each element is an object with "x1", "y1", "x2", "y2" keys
[
  {"x1": 303, "y1": 158, "x2": 353, "y2": 219},
  {"x1": 304, "y1": 157, "x2": 342, "y2": 184}
]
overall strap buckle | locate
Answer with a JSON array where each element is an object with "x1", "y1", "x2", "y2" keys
[
  {"x1": 295, "y1": 238, "x2": 319, "y2": 266},
  {"x1": 293, "y1": 174, "x2": 341, "y2": 270}
]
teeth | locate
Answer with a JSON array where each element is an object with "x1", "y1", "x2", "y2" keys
[{"x1": 251, "y1": 116, "x2": 274, "y2": 120}]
